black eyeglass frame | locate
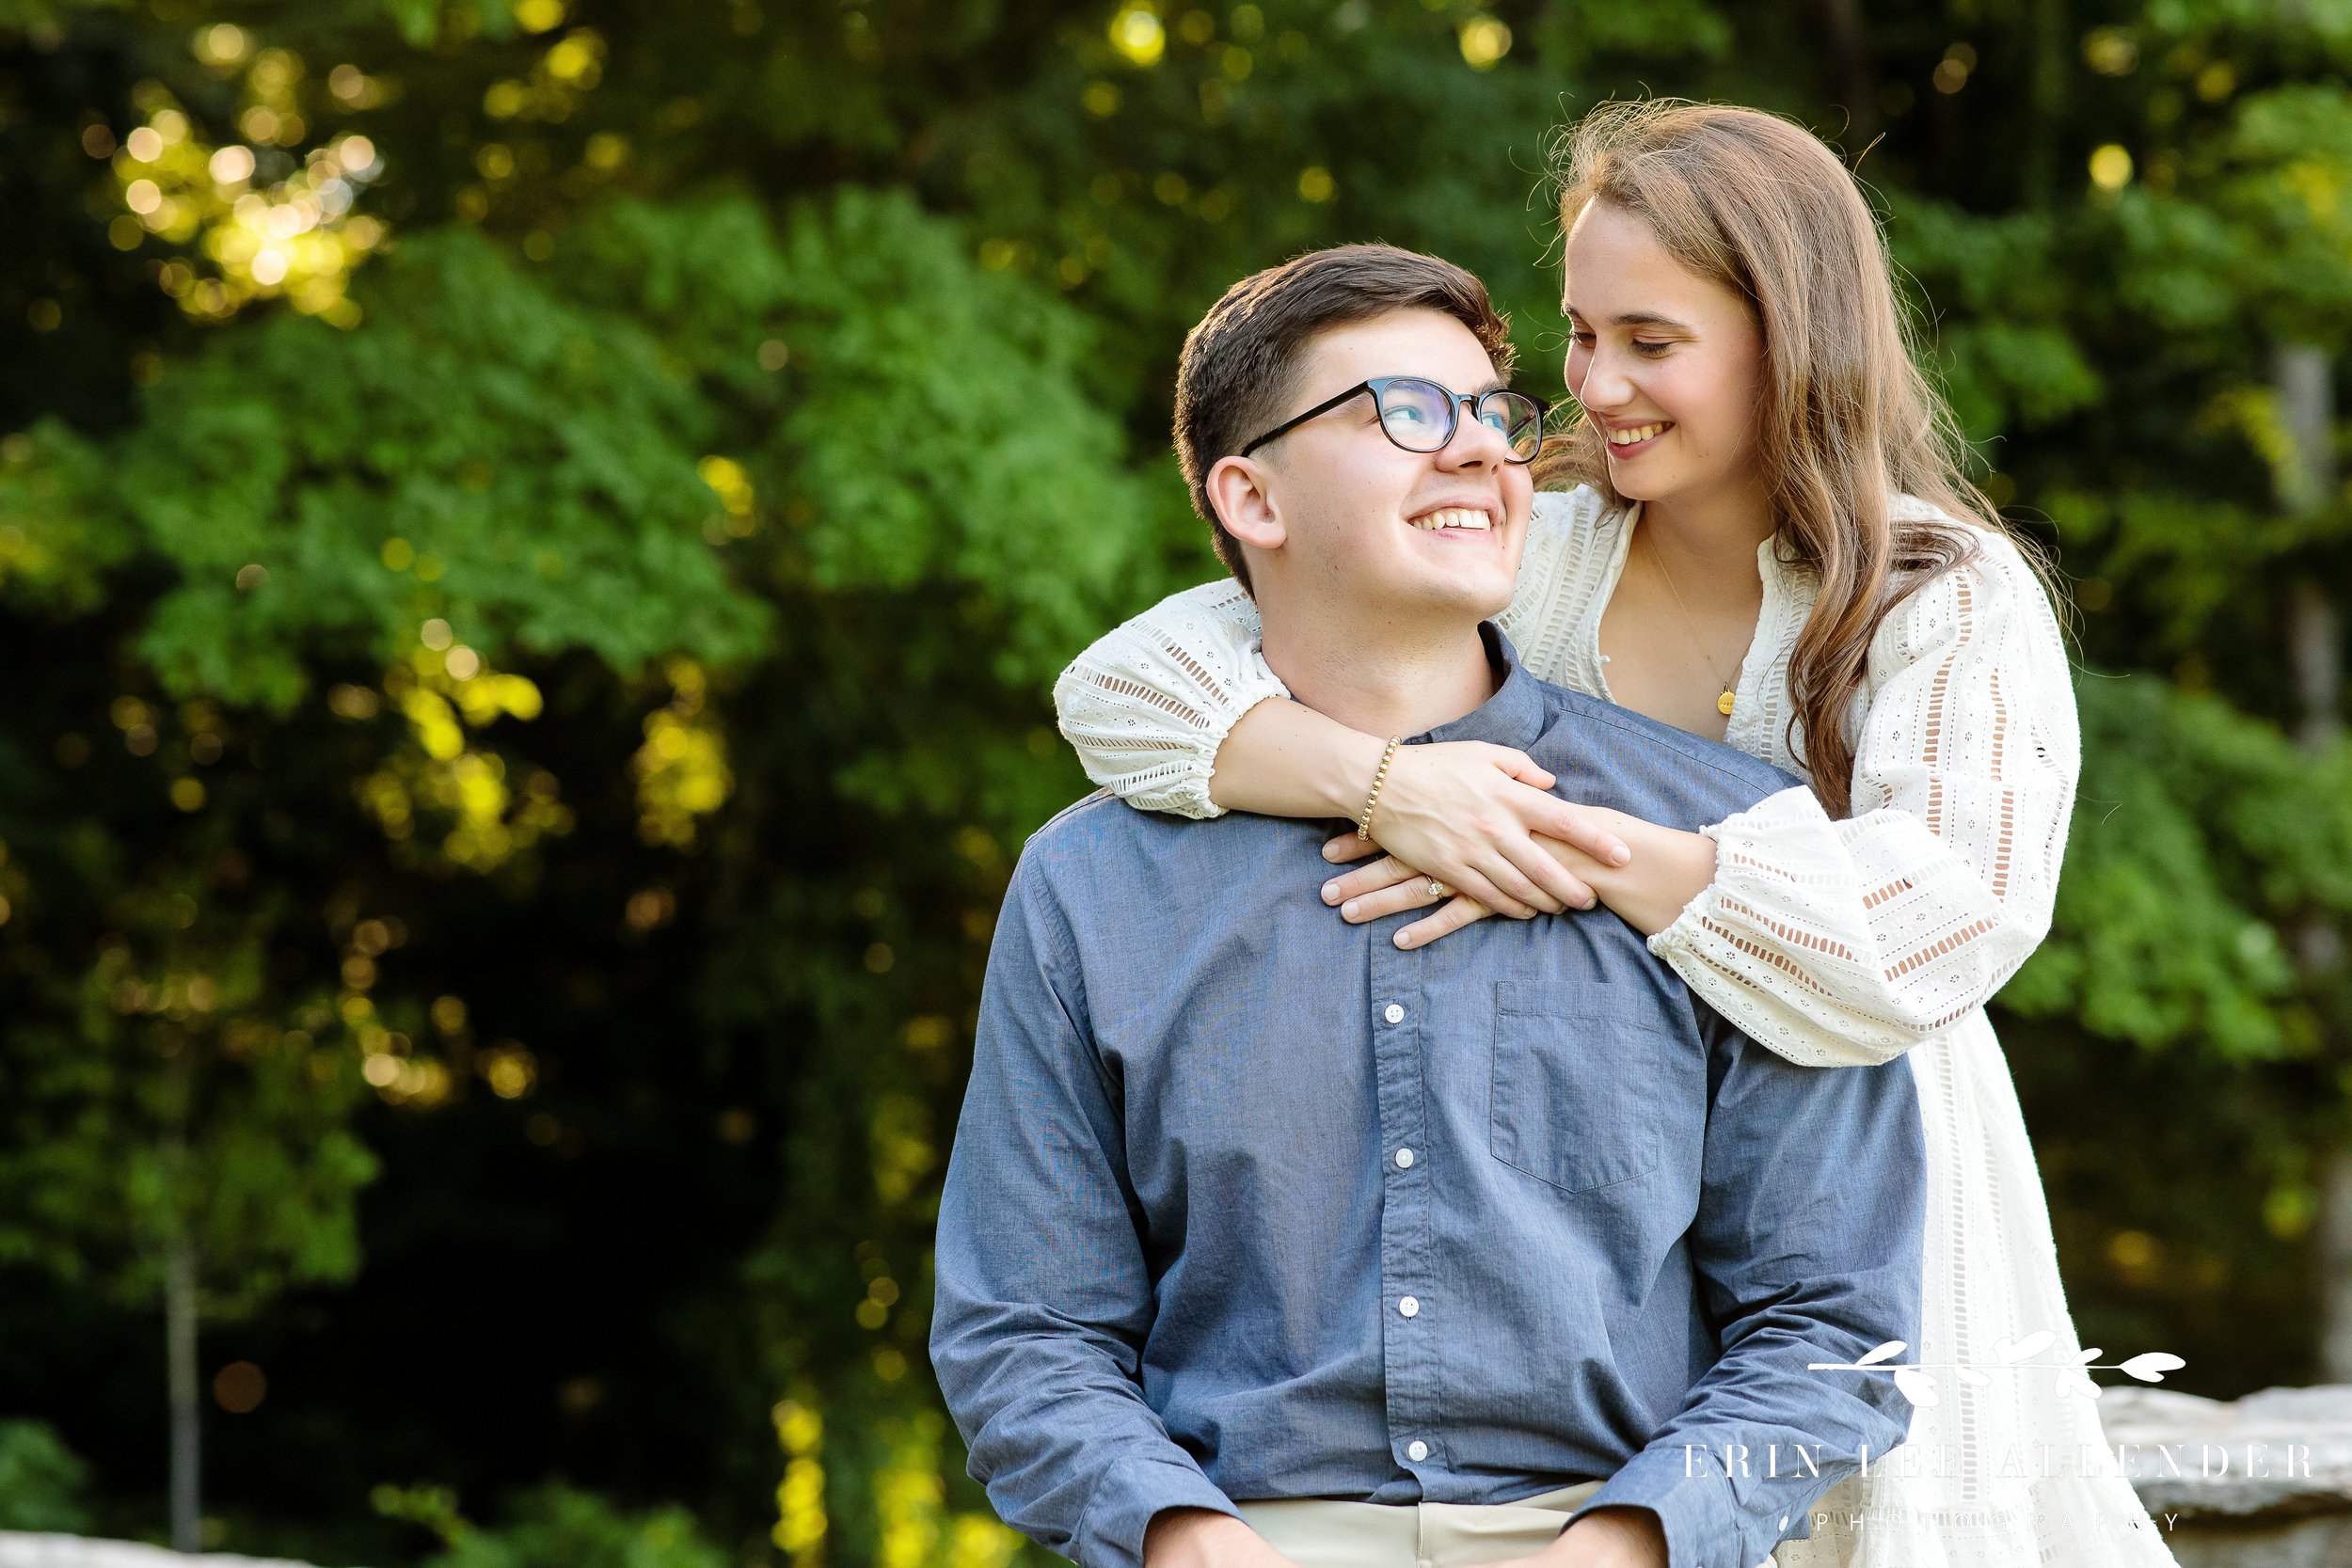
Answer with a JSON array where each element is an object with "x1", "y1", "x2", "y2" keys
[{"x1": 1234, "y1": 375, "x2": 1551, "y2": 463}]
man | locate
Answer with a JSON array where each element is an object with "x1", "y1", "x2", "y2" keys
[{"x1": 929, "y1": 245, "x2": 1924, "y2": 1568}]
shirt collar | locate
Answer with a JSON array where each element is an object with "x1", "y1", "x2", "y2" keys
[{"x1": 1408, "y1": 622, "x2": 1545, "y2": 752}]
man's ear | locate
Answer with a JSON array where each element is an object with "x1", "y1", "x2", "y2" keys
[{"x1": 1205, "y1": 454, "x2": 1285, "y2": 551}]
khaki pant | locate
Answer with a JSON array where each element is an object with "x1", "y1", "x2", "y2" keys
[{"x1": 1234, "y1": 1481, "x2": 1603, "y2": 1568}]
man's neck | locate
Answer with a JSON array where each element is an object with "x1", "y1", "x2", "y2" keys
[{"x1": 1256, "y1": 598, "x2": 1501, "y2": 741}]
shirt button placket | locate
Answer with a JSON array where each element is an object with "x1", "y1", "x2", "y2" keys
[{"x1": 1370, "y1": 949, "x2": 1431, "y2": 1493}]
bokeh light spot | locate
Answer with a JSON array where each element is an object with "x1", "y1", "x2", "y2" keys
[
  {"x1": 1108, "y1": 4, "x2": 1166, "y2": 66},
  {"x1": 212, "y1": 1361, "x2": 266, "y2": 1413},
  {"x1": 1457, "y1": 16, "x2": 1510, "y2": 69}
]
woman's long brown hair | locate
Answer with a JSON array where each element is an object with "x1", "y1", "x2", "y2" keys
[{"x1": 1536, "y1": 100, "x2": 2040, "y2": 817}]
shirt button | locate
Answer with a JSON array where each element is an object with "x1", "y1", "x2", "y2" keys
[
  {"x1": 1398, "y1": 1295, "x2": 1420, "y2": 1318},
  {"x1": 1406, "y1": 1440, "x2": 1429, "y2": 1462},
  {"x1": 1394, "y1": 1148, "x2": 1415, "y2": 1169},
  {"x1": 1383, "y1": 1004, "x2": 1405, "y2": 1024}
]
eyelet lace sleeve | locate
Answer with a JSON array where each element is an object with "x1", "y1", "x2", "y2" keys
[
  {"x1": 1051, "y1": 494, "x2": 1600, "y2": 819},
  {"x1": 1649, "y1": 531, "x2": 2079, "y2": 1068},
  {"x1": 1051, "y1": 578, "x2": 1290, "y2": 819}
]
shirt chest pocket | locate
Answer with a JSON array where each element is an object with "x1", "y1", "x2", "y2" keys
[{"x1": 1488, "y1": 980, "x2": 1693, "y2": 1195}]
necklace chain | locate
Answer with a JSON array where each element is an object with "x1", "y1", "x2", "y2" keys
[{"x1": 1639, "y1": 527, "x2": 1743, "y2": 720}]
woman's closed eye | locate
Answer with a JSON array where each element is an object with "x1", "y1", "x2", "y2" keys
[{"x1": 1567, "y1": 328, "x2": 1673, "y2": 356}]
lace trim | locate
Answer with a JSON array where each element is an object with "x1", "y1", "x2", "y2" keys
[{"x1": 1054, "y1": 493, "x2": 2077, "y2": 1059}]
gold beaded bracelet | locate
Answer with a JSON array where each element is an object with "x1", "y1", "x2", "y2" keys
[{"x1": 1357, "y1": 737, "x2": 1403, "y2": 840}]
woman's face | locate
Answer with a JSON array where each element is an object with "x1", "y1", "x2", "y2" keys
[{"x1": 1562, "y1": 199, "x2": 1766, "y2": 511}]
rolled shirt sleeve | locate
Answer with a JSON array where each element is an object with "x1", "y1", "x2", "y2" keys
[
  {"x1": 929, "y1": 862, "x2": 1243, "y2": 1568},
  {"x1": 1571, "y1": 1002, "x2": 1926, "y2": 1568}
]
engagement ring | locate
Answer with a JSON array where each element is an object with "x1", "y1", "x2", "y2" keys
[{"x1": 1426, "y1": 879, "x2": 1448, "y2": 900}]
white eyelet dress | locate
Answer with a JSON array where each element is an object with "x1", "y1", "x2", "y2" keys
[{"x1": 1050, "y1": 486, "x2": 2179, "y2": 1568}]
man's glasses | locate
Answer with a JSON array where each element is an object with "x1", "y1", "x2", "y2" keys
[{"x1": 1236, "y1": 375, "x2": 1549, "y2": 464}]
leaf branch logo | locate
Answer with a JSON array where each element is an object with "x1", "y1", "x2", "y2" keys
[{"x1": 1809, "y1": 1331, "x2": 2185, "y2": 1407}]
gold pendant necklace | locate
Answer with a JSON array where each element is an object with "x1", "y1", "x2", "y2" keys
[{"x1": 1639, "y1": 529, "x2": 1742, "y2": 720}]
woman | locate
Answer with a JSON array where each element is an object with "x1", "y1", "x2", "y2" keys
[{"x1": 1052, "y1": 103, "x2": 2174, "y2": 1566}]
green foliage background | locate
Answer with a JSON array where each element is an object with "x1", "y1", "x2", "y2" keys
[{"x1": 2, "y1": 0, "x2": 2350, "y2": 1565}]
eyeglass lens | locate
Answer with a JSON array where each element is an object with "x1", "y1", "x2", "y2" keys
[
  {"x1": 1375, "y1": 378, "x2": 1544, "y2": 462},
  {"x1": 1481, "y1": 390, "x2": 1546, "y2": 460},
  {"x1": 1373, "y1": 378, "x2": 1456, "y2": 450}
]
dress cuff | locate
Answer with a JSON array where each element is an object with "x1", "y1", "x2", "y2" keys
[
  {"x1": 1573, "y1": 1443, "x2": 1773, "y2": 1568},
  {"x1": 1646, "y1": 783, "x2": 1830, "y2": 963},
  {"x1": 1645, "y1": 817, "x2": 1730, "y2": 964},
  {"x1": 1162, "y1": 743, "x2": 1230, "y2": 820},
  {"x1": 1076, "y1": 1455, "x2": 1242, "y2": 1568},
  {"x1": 1056, "y1": 672, "x2": 1293, "y2": 822}
]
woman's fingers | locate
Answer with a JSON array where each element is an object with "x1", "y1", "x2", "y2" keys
[
  {"x1": 1333, "y1": 870, "x2": 1531, "y2": 925},
  {"x1": 1316, "y1": 848, "x2": 1569, "y2": 922},
  {"x1": 1325, "y1": 856, "x2": 1539, "y2": 922},
  {"x1": 1438, "y1": 875, "x2": 1535, "y2": 919},
  {"x1": 1533, "y1": 800, "x2": 1631, "y2": 867},
  {"x1": 1498, "y1": 839, "x2": 1597, "y2": 911},
  {"x1": 1394, "y1": 895, "x2": 1496, "y2": 949},
  {"x1": 1333, "y1": 878, "x2": 1445, "y2": 923},
  {"x1": 1317, "y1": 743, "x2": 1624, "y2": 917},
  {"x1": 1486, "y1": 746, "x2": 1558, "y2": 793},
  {"x1": 1468, "y1": 850, "x2": 1565, "y2": 918},
  {"x1": 1321, "y1": 855, "x2": 1417, "y2": 905}
]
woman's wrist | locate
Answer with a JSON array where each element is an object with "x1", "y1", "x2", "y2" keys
[
  {"x1": 1584, "y1": 813, "x2": 1718, "y2": 937},
  {"x1": 1354, "y1": 737, "x2": 1405, "y2": 838},
  {"x1": 1324, "y1": 727, "x2": 1392, "y2": 822},
  {"x1": 1209, "y1": 696, "x2": 1392, "y2": 819}
]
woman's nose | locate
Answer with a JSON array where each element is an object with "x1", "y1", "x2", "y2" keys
[{"x1": 1573, "y1": 349, "x2": 1635, "y2": 412}]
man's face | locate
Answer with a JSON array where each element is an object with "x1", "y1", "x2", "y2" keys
[{"x1": 1222, "y1": 309, "x2": 1533, "y2": 622}]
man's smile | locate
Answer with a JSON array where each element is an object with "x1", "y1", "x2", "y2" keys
[{"x1": 1406, "y1": 503, "x2": 1497, "y2": 532}]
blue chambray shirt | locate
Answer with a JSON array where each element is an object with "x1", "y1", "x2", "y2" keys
[{"x1": 930, "y1": 626, "x2": 1924, "y2": 1568}]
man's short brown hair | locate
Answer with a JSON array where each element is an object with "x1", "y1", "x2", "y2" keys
[{"x1": 1172, "y1": 244, "x2": 1516, "y2": 590}]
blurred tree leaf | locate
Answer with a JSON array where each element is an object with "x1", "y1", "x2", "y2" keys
[{"x1": 2011, "y1": 673, "x2": 2352, "y2": 1058}]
